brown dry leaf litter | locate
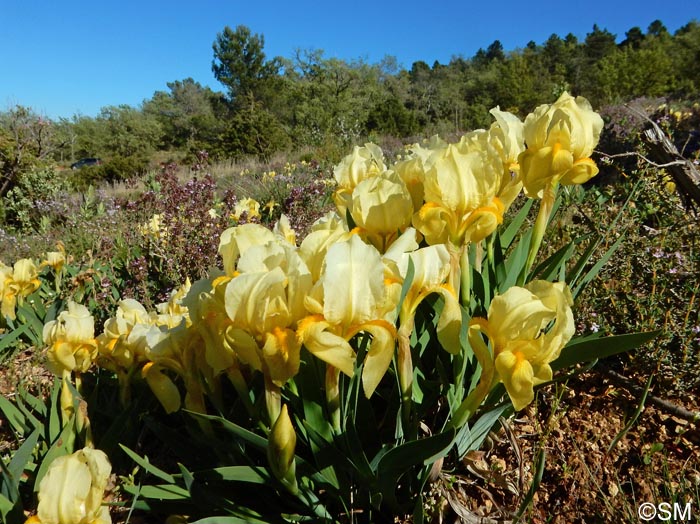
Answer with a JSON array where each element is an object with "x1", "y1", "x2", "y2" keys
[{"x1": 427, "y1": 371, "x2": 700, "y2": 524}]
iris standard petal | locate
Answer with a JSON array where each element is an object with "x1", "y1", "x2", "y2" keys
[
  {"x1": 349, "y1": 171, "x2": 413, "y2": 250},
  {"x1": 37, "y1": 454, "x2": 93, "y2": 524},
  {"x1": 321, "y1": 235, "x2": 385, "y2": 326},
  {"x1": 487, "y1": 287, "x2": 554, "y2": 343},
  {"x1": 224, "y1": 269, "x2": 291, "y2": 334},
  {"x1": 218, "y1": 224, "x2": 275, "y2": 276}
]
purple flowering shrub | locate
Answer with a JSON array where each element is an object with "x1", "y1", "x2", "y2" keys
[{"x1": 112, "y1": 159, "x2": 237, "y2": 305}]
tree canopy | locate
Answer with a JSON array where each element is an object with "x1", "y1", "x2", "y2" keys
[{"x1": 3, "y1": 19, "x2": 699, "y2": 173}]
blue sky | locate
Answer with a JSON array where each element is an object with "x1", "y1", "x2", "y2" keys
[{"x1": 2, "y1": 0, "x2": 698, "y2": 120}]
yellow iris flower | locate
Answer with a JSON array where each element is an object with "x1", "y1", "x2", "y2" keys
[
  {"x1": 383, "y1": 239, "x2": 463, "y2": 412},
  {"x1": 298, "y1": 234, "x2": 398, "y2": 398},
  {"x1": 224, "y1": 267, "x2": 303, "y2": 387},
  {"x1": 138, "y1": 280, "x2": 226, "y2": 418},
  {"x1": 141, "y1": 320, "x2": 207, "y2": 416},
  {"x1": 44, "y1": 301, "x2": 98, "y2": 378},
  {"x1": 519, "y1": 92, "x2": 604, "y2": 199},
  {"x1": 220, "y1": 230, "x2": 313, "y2": 419},
  {"x1": 183, "y1": 220, "x2": 312, "y2": 420},
  {"x1": 413, "y1": 141, "x2": 503, "y2": 248},
  {"x1": 41, "y1": 250, "x2": 66, "y2": 273},
  {"x1": 391, "y1": 136, "x2": 446, "y2": 214},
  {"x1": 2, "y1": 258, "x2": 41, "y2": 320},
  {"x1": 139, "y1": 214, "x2": 168, "y2": 243},
  {"x1": 332, "y1": 143, "x2": 386, "y2": 219},
  {"x1": 392, "y1": 243, "x2": 462, "y2": 354},
  {"x1": 232, "y1": 197, "x2": 261, "y2": 221},
  {"x1": 185, "y1": 275, "x2": 236, "y2": 374},
  {"x1": 97, "y1": 299, "x2": 151, "y2": 372},
  {"x1": 348, "y1": 170, "x2": 414, "y2": 252},
  {"x1": 469, "y1": 280, "x2": 574, "y2": 411},
  {"x1": 96, "y1": 299, "x2": 152, "y2": 405},
  {"x1": 26, "y1": 447, "x2": 112, "y2": 524}
]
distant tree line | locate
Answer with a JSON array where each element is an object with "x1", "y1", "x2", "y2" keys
[{"x1": 1, "y1": 18, "x2": 699, "y2": 194}]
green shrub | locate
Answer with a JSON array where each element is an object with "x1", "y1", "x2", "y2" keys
[
  {"x1": 70, "y1": 156, "x2": 150, "y2": 190},
  {"x1": 3, "y1": 166, "x2": 69, "y2": 232},
  {"x1": 223, "y1": 102, "x2": 291, "y2": 160},
  {"x1": 366, "y1": 97, "x2": 420, "y2": 137}
]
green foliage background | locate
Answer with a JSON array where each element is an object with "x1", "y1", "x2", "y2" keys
[{"x1": 2, "y1": 19, "x2": 699, "y2": 192}]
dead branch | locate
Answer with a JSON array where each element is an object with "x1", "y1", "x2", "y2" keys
[
  {"x1": 620, "y1": 104, "x2": 700, "y2": 211},
  {"x1": 597, "y1": 150, "x2": 686, "y2": 170}
]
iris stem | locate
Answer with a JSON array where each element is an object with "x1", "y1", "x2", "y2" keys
[
  {"x1": 449, "y1": 322, "x2": 495, "y2": 429},
  {"x1": 519, "y1": 183, "x2": 557, "y2": 285},
  {"x1": 326, "y1": 366, "x2": 341, "y2": 433},
  {"x1": 226, "y1": 366, "x2": 256, "y2": 419},
  {"x1": 397, "y1": 321, "x2": 414, "y2": 431},
  {"x1": 60, "y1": 373, "x2": 74, "y2": 426},
  {"x1": 265, "y1": 376, "x2": 281, "y2": 425},
  {"x1": 459, "y1": 243, "x2": 471, "y2": 306},
  {"x1": 448, "y1": 243, "x2": 462, "y2": 300}
]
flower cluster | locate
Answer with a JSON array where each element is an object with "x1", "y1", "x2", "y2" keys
[
  {"x1": 138, "y1": 213, "x2": 169, "y2": 243},
  {"x1": 1, "y1": 244, "x2": 67, "y2": 319},
  {"x1": 231, "y1": 197, "x2": 261, "y2": 221},
  {"x1": 30, "y1": 92, "x2": 604, "y2": 506},
  {"x1": 1, "y1": 258, "x2": 41, "y2": 320}
]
